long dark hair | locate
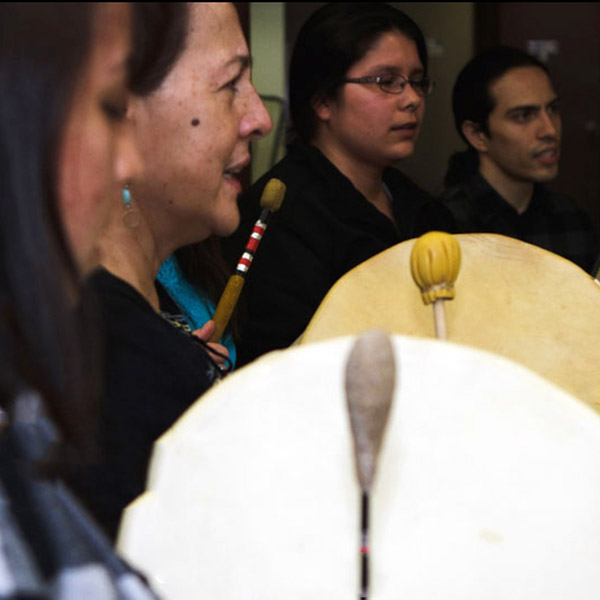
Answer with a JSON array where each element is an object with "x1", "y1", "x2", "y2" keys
[
  {"x1": 0, "y1": 3, "x2": 99, "y2": 456},
  {"x1": 445, "y1": 46, "x2": 548, "y2": 187},
  {"x1": 129, "y1": 3, "x2": 188, "y2": 96},
  {"x1": 290, "y1": 2, "x2": 428, "y2": 143}
]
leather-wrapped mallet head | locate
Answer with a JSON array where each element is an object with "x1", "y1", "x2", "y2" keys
[
  {"x1": 345, "y1": 329, "x2": 396, "y2": 492},
  {"x1": 259, "y1": 178, "x2": 286, "y2": 212}
]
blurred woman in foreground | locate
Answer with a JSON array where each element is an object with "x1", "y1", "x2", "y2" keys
[{"x1": 0, "y1": 3, "x2": 158, "y2": 596}]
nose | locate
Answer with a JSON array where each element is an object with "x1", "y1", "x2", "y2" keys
[
  {"x1": 538, "y1": 109, "x2": 561, "y2": 140},
  {"x1": 114, "y1": 118, "x2": 144, "y2": 184},
  {"x1": 239, "y1": 84, "x2": 273, "y2": 140},
  {"x1": 398, "y1": 81, "x2": 423, "y2": 112}
]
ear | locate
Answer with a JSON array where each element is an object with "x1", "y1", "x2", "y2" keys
[
  {"x1": 461, "y1": 120, "x2": 489, "y2": 153},
  {"x1": 312, "y1": 94, "x2": 333, "y2": 122}
]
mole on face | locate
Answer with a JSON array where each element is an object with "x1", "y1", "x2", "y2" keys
[{"x1": 191, "y1": 118, "x2": 200, "y2": 127}]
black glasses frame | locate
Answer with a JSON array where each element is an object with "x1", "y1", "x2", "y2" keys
[{"x1": 342, "y1": 74, "x2": 435, "y2": 97}]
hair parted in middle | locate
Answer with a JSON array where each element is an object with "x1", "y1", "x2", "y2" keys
[{"x1": 289, "y1": 2, "x2": 428, "y2": 143}]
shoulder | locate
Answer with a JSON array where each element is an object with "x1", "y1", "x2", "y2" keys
[
  {"x1": 91, "y1": 268, "x2": 214, "y2": 376},
  {"x1": 437, "y1": 179, "x2": 482, "y2": 230},
  {"x1": 438, "y1": 181, "x2": 471, "y2": 209},
  {"x1": 226, "y1": 145, "x2": 342, "y2": 262},
  {"x1": 88, "y1": 268, "x2": 159, "y2": 335},
  {"x1": 384, "y1": 167, "x2": 432, "y2": 202},
  {"x1": 89, "y1": 268, "x2": 148, "y2": 310},
  {"x1": 539, "y1": 187, "x2": 597, "y2": 230},
  {"x1": 549, "y1": 193, "x2": 600, "y2": 257},
  {"x1": 384, "y1": 168, "x2": 457, "y2": 233},
  {"x1": 542, "y1": 187, "x2": 590, "y2": 216},
  {"x1": 240, "y1": 143, "x2": 335, "y2": 217}
]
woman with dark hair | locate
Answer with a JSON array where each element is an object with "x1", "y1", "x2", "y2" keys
[
  {"x1": 68, "y1": 2, "x2": 271, "y2": 539},
  {"x1": 226, "y1": 2, "x2": 455, "y2": 366},
  {"x1": 0, "y1": 2, "x2": 158, "y2": 596},
  {"x1": 131, "y1": 4, "x2": 238, "y2": 362}
]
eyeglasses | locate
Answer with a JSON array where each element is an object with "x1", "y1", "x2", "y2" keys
[{"x1": 342, "y1": 74, "x2": 435, "y2": 97}]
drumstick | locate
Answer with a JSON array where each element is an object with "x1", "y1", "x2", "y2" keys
[
  {"x1": 210, "y1": 178, "x2": 286, "y2": 343},
  {"x1": 410, "y1": 231, "x2": 461, "y2": 340},
  {"x1": 345, "y1": 330, "x2": 396, "y2": 600}
]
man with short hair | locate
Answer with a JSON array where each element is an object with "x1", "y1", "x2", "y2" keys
[{"x1": 441, "y1": 46, "x2": 598, "y2": 272}]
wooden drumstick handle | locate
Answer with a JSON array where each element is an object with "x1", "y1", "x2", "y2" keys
[
  {"x1": 433, "y1": 300, "x2": 447, "y2": 340},
  {"x1": 210, "y1": 179, "x2": 286, "y2": 343},
  {"x1": 211, "y1": 275, "x2": 245, "y2": 343}
]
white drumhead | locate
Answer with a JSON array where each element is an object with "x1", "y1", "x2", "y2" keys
[{"x1": 118, "y1": 335, "x2": 600, "y2": 599}]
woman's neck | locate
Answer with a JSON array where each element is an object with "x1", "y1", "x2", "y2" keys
[
  {"x1": 311, "y1": 136, "x2": 395, "y2": 222},
  {"x1": 97, "y1": 218, "x2": 164, "y2": 312}
]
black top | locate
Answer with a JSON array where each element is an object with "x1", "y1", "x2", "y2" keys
[
  {"x1": 223, "y1": 142, "x2": 455, "y2": 366},
  {"x1": 440, "y1": 173, "x2": 599, "y2": 273},
  {"x1": 67, "y1": 268, "x2": 218, "y2": 540}
]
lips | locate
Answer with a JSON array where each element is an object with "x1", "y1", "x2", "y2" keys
[
  {"x1": 533, "y1": 146, "x2": 559, "y2": 165},
  {"x1": 223, "y1": 155, "x2": 250, "y2": 194},
  {"x1": 391, "y1": 121, "x2": 418, "y2": 131},
  {"x1": 390, "y1": 121, "x2": 419, "y2": 141},
  {"x1": 223, "y1": 168, "x2": 242, "y2": 179},
  {"x1": 224, "y1": 154, "x2": 250, "y2": 178}
]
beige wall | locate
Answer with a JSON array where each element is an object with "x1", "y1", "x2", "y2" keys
[
  {"x1": 250, "y1": 2, "x2": 286, "y2": 182},
  {"x1": 395, "y1": 3, "x2": 474, "y2": 194}
]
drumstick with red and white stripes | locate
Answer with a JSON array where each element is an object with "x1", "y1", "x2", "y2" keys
[
  {"x1": 345, "y1": 330, "x2": 396, "y2": 600},
  {"x1": 210, "y1": 178, "x2": 286, "y2": 343}
]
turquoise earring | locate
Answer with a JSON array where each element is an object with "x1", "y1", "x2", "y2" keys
[{"x1": 122, "y1": 183, "x2": 140, "y2": 228}]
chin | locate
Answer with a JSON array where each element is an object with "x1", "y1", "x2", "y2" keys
[
  {"x1": 213, "y1": 212, "x2": 241, "y2": 238},
  {"x1": 532, "y1": 168, "x2": 559, "y2": 183},
  {"x1": 389, "y1": 142, "x2": 417, "y2": 163}
]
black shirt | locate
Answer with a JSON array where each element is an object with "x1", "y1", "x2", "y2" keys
[
  {"x1": 67, "y1": 268, "x2": 218, "y2": 539},
  {"x1": 224, "y1": 142, "x2": 455, "y2": 366},
  {"x1": 440, "y1": 173, "x2": 599, "y2": 273}
]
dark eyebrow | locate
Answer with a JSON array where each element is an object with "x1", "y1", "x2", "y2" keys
[
  {"x1": 505, "y1": 104, "x2": 540, "y2": 117},
  {"x1": 505, "y1": 95, "x2": 560, "y2": 117}
]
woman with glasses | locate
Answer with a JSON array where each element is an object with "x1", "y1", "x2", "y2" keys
[{"x1": 226, "y1": 2, "x2": 455, "y2": 366}]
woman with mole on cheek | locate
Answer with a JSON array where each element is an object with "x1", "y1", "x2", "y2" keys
[
  {"x1": 225, "y1": 2, "x2": 456, "y2": 367},
  {"x1": 0, "y1": 2, "x2": 164, "y2": 594},
  {"x1": 66, "y1": 2, "x2": 272, "y2": 541}
]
